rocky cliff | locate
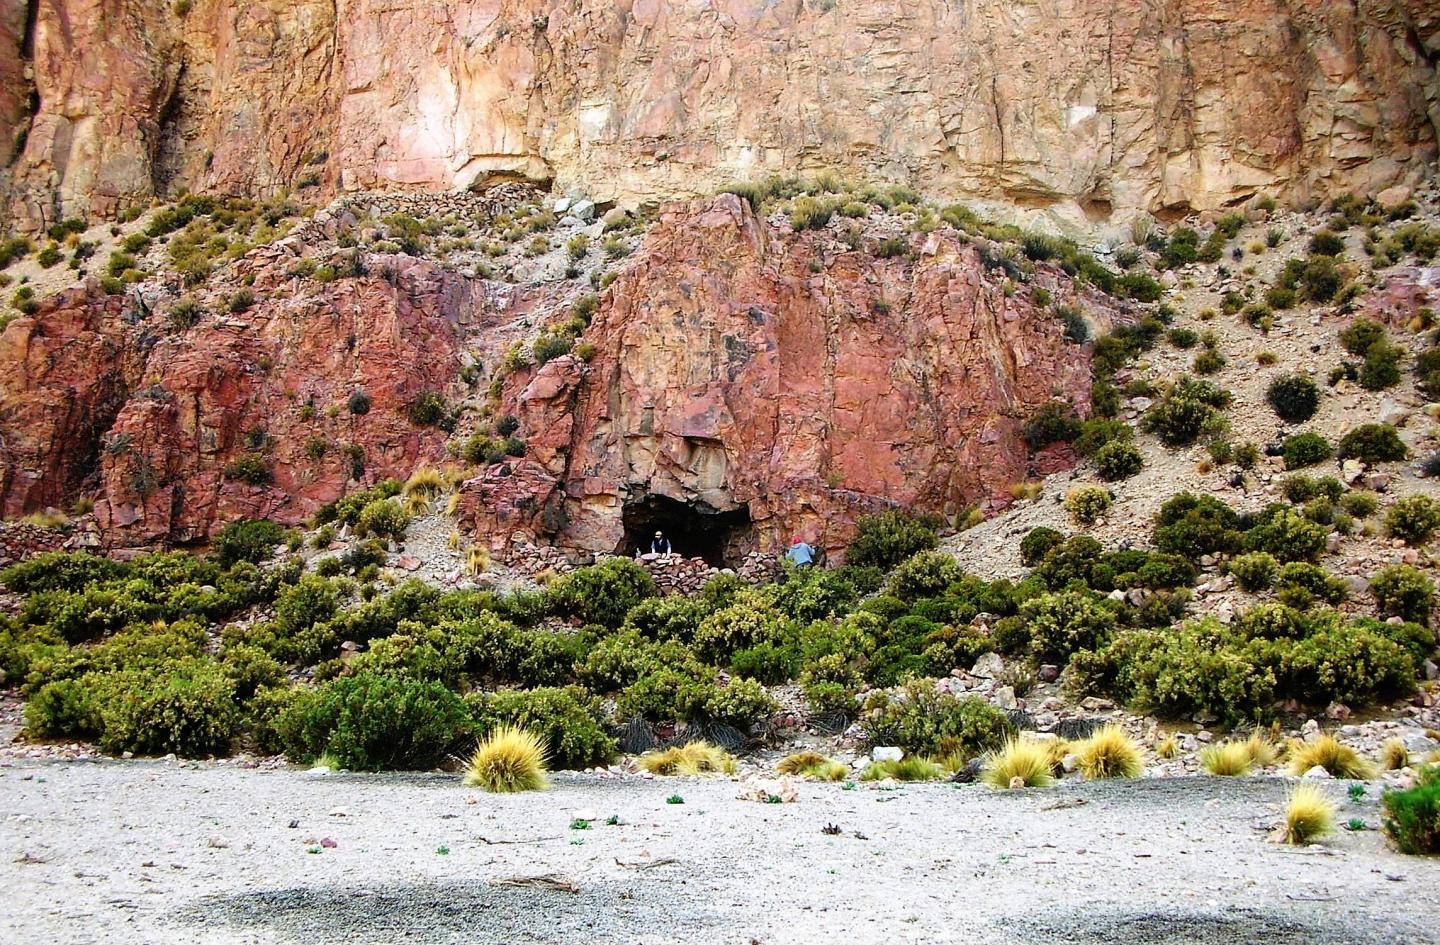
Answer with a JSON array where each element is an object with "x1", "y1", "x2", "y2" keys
[
  {"x1": 0, "y1": 190, "x2": 1118, "y2": 554},
  {"x1": 4, "y1": 0, "x2": 1437, "y2": 231}
]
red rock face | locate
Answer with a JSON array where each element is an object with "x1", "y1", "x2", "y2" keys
[
  {"x1": 0, "y1": 197, "x2": 1117, "y2": 555},
  {"x1": 473, "y1": 195, "x2": 1118, "y2": 561},
  {"x1": 4, "y1": 0, "x2": 1437, "y2": 228}
]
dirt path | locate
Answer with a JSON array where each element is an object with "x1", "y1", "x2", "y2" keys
[{"x1": 3, "y1": 759, "x2": 1437, "y2": 944}]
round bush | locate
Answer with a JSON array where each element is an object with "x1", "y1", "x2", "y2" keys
[
  {"x1": 1228, "y1": 552, "x2": 1279, "y2": 592},
  {"x1": 276, "y1": 672, "x2": 472, "y2": 770},
  {"x1": 859, "y1": 678, "x2": 1013, "y2": 756},
  {"x1": 1385, "y1": 495, "x2": 1440, "y2": 545},
  {"x1": 1020, "y1": 590, "x2": 1117, "y2": 663},
  {"x1": 1094, "y1": 440, "x2": 1144, "y2": 481},
  {"x1": 356, "y1": 498, "x2": 411, "y2": 539},
  {"x1": 95, "y1": 660, "x2": 241, "y2": 758},
  {"x1": 1371, "y1": 565, "x2": 1434, "y2": 625},
  {"x1": 468, "y1": 686, "x2": 616, "y2": 769},
  {"x1": 1019, "y1": 527, "x2": 1065, "y2": 567},
  {"x1": 212, "y1": 519, "x2": 289, "y2": 567},
  {"x1": 1243, "y1": 508, "x2": 1328, "y2": 563},
  {"x1": 1266, "y1": 374, "x2": 1320, "y2": 424},
  {"x1": 548, "y1": 558, "x2": 657, "y2": 629},
  {"x1": 1282, "y1": 432, "x2": 1332, "y2": 470},
  {"x1": 886, "y1": 551, "x2": 964, "y2": 601},
  {"x1": 846, "y1": 511, "x2": 940, "y2": 571},
  {"x1": 1065, "y1": 486, "x2": 1112, "y2": 526},
  {"x1": 1336, "y1": 424, "x2": 1408, "y2": 465}
]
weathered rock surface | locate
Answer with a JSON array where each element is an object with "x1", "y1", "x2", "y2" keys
[
  {"x1": 0, "y1": 196, "x2": 1113, "y2": 555},
  {"x1": 467, "y1": 195, "x2": 1114, "y2": 559},
  {"x1": 5, "y1": 0, "x2": 1438, "y2": 229}
]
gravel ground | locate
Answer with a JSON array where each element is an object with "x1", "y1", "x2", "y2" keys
[{"x1": 4, "y1": 760, "x2": 1438, "y2": 944}]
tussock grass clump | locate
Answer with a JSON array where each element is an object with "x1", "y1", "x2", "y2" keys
[
  {"x1": 1380, "y1": 738, "x2": 1411, "y2": 771},
  {"x1": 639, "y1": 741, "x2": 738, "y2": 776},
  {"x1": 1288, "y1": 735, "x2": 1378, "y2": 780},
  {"x1": 1200, "y1": 742, "x2": 1253, "y2": 776},
  {"x1": 982, "y1": 738, "x2": 1056, "y2": 789},
  {"x1": 403, "y1": 465, "x2": 448, "y2": 499},
  {"x1": 860, "y1": 756, "x2": 945, "y2": 782},
  {"x1": 1074, "y1": 725, "x2": 1144, "y2": 780},
  {"x1": 465, "y1": 726, "x2": 549, "y2": 793},
  {"x1": 777, "y1": 750, "x2": 847, "y2": 781},
  {"x1": 1155, "y1": 734, "x2": 1179, "y2": 759},
  {"x1": 1243, "y1": 731, "x2": 1280, "y2": 768},
  {"x1": 1283, "y1": 784, "x2": 1336, "y2": 845}
]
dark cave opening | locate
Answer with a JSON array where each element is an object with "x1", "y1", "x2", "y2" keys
[{"x1": 619, "y1": 494, "x2": 752, "y2": 568}]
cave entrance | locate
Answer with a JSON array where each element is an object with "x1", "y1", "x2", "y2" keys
[{"x1": 620, "y1": 495, "x2": 752, "y2": 568}]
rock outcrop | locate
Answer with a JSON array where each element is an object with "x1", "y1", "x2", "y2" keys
[
  {"x1": 466, "y1": 194, "x2": 1116, "y2": 560},
  {"x1": 5, "y1": 0, "x2": 1438, "y2": 229},
  {"x1": 0, "y1": 195, "x2": 1116, "y2": 555}
]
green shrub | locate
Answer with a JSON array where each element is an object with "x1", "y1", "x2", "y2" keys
[
  {"x1": 1276, "y1": 563, "x2": 1348, "y2": 606},
  {"x1": 1142, "y1": 376, "x2": 1232, "y2": 447},
  {"x1": 548, "y1": 558, "x2": 656, "y2": 629},
  {"x1": 622, "y1": 595, "x2": 708, "y2": 642},
  {"x1": 1340, "y1": 491, "x2": 1379, "y2": 518},
  {"x1": 25, "y1": 678, "x2": 102, "y2": 739},
  {"x1": 1022, "y1": 401, "x2": 1081, "y2": 448},
  {"x1": 1094, "y1": 440, "x2": 1143, "y2": 480},
  {"x1": 1266, "y1": 374, "x2": 1320, "y2": 424},
  {"x1": 1359, "y1": 343, "x2": 1403, "y2": 390},
  {"x1": 212, "y1": 519, "x2": 289, "y2": 567},
  {"x1": 1287, "y1": 620, "x2": 1415, "y2": 706},
  {"x1": 886, "y1": 551, "x2": 963, "y2": 602},
  {"x1": 1339, "y1": 318, "x2": 1386, "y2": 356},
  {"x1": 1244, "y1": 507, "x2": 1328, "y2": 563},
  {"x1": 1019, "y1": 527, "x2": 1065, "y2": 567},
  {"x1": 356, "y1": 498, "x2": 411, "y2": 539},
  {"x1": 693, "y1": 594, "x2": 790, "y2": 662},
  {"x1": 223, "y1": 455, "x2": 272, "y2": 485},
  {"x1": 1192, "y1": 348, "x2": 1225, "y2": 375},
  {"x1": 1228, "y1": 552, "x2": 1278, "y2": 592},
  {"x1": 1383, "y1": 766, "x2": 1440, "y2": 855},
  {"x1": 406, "y1": 391, "x2": 448, "y2": 427},
  {"x1": 1074, "y1": 418, "x2": 1133, "y2": 458},
  {"x1": 1133, "y1": 553, "x2": 1197, "y2": 590},
  {"x1": 1020, "y1": 591, "x2": 1116, "y2": 663},
  {"x1": 1152, "y1": 493, "x2": 1241, "y2": 557},
  {"x1": 698, "y1": 676, "x2": 778, "y2": 729},
  {"x1": 1385, "y1": 495, "x2": 1440, "y2": 545},
  {"x1": 847, "y1": 510, "x2": 940, "y2": 570},
  {"x1": 1336, "y1": 424, "x2": 1407, "y2": 464},
  {"x1": 1279, "y1": 475, "x2": 1344, "y2": 504},
  {"x1": 1309, "y1": 231, "x2": 1345, "y2": 256},
  {"x1": 1065, "y1": 486, "x2": 1111, "y2": 526},
  {"x1": 94, "y1": 660, "x2": 241, "y2": 757},
  {"x1": 859, "y1": 678, "x2": 1013, "y2": 757},
  {"x1": 276, "y1": 673, "x2": 472, "y2": 770},
  {"x1": 219, "y1": 643, "x2": 284, "y2": 699},
  {"x1": 1282, "y1": 432, "x2": 1332, "y2": 469},
  {"x1": 468, "y1": 686, "x2": 615, "y2": 769},
  {"x1": 1, "y1": 551, "x2": 129, "y2": 594},
  {"x1": 1371, "y1": 565, "x2": 1434, "y2": 625}
]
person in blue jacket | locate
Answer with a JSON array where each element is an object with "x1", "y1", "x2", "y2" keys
[{"x1": 785, "y1": 535, "x2": 815, "y2": 567}]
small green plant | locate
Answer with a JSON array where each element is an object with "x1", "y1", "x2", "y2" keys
[
  {"x1": 1266, "y1": 373, "x2": 1320, "y2": 424},
  {"x1": 861, "y1": 757, "x2": 945, "y2": 782},
  {"x1": 666, "y1": 794, "x2": 684, "y2": 805},
  {"x1": 1094, "y1": 441, "x2": 1143, "y2": 481},
  {"x1": 1384, "y1": 495, "x2": 1440, "y2": 545},
  {"x1": 1281, "y1": 432, "x2": 1332, "y2": 469},
  {"x1": 1336, "y1": 424, "x2": 1407, "y2": 464},
  {"x1": 1228, "y1": 552, "x2": 1278, "y2": 592},
  {"x1": 1382, "y1": 766, "x2": 1440, "y2": 854},
  {"x1": 1065, "y1": 486, "x2": 1111, "y2": 526},
  {"x1": 1349, "y1": 782, "x2": 1367, "y2": 801}
]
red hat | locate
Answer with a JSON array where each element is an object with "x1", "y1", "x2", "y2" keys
[{"x1": 791, "y1": 536, "x2": 802, "y2": 543}]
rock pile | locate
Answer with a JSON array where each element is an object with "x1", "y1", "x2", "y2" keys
[
  {"x1": 636, "y1": 551, "x2": 783, "y2": 595},
  {"x1": 0, "y1": 519, "x2": 99, "y2": 568}
]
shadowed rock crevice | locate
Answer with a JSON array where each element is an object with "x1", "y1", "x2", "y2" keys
[{"x1": 619, "y1": 493, "x2": 753, "y2": 567}]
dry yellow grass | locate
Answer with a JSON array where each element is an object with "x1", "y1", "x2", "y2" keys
[
  {"x1": 982, "y1": 738, "x2": 1055, "y2": 789},
  {"x1": 464, "y1": 727, "x2": 548, "y2": 793},
  {"x1": 777, "y1": 751, "x2": 847, "y2": 781},
  {"x1": 1200, "y1": 742, "x2": 1252, "y2": 776},
  {"x1": 1282, "y1": 784, "x2": 1336, "y2": 845},
  {"x1": 1154, "y1": 734, "x2": 1179, "y2": 759},
  {"x1": 639, "y1": 742, "x2": 738, "y2": 776},
  {"x1": 1288, "y1": 735, "x2": 1377, "y2": 780},
  {"x1": 1380, "y1": 738, "x2": 1411, "y2": 771},
  {"x1": 1243, "y1": 731, "x2": 1279, "y2": 768},
  {"x1": 1074, "y1": 725, "x2": 1144, "y2": 780}
]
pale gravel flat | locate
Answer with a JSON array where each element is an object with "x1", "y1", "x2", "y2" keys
[{"x1": 3, "y1": 760, "x2": 1439, "y2": 944}]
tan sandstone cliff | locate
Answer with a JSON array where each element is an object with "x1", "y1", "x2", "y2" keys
[{"x1": 3, "y1": 0, "x2": 1437, "y2": 230}]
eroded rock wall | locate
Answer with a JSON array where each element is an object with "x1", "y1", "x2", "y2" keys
[
  {"x1": 470, "y1": 195, "x2": 1116, "y2": 559},
  {"x1": 4, "y1": 0, "x2": 1438, "y2": 229}
]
